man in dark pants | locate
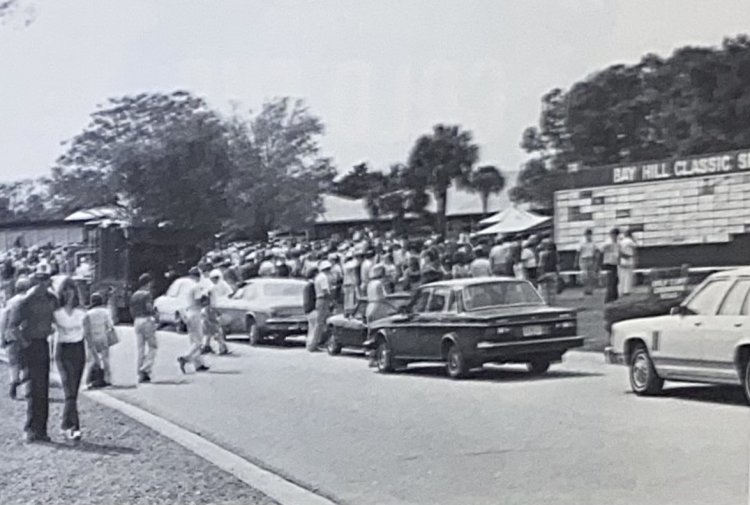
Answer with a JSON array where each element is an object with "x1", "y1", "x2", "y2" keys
[
  {"x1": 11, "y1": 271, "x2": 57, "y2": 443},
  {"x1": 600, "y1": 228, "x2": 621, "y2": 303}
]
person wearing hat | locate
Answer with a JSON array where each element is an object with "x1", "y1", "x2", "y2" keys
[
  {"x1": 9, "y1": 268, "x2": 57, "y2": 442},
  {"x1": 130, "y1": 273, "x2": 158, "y2": 383},
  {"x1": 1, "y1": 276, "x2": 31, "y2": 399},
  {"x1": 308, "y1": 260, "x2": 333, "y2": 352},
  {"x1": 177, "y1": 267, "x2": 210, "y2": 373},
  {"x1": 202, "y1": 269, "x2": 231, "y2": 355}
]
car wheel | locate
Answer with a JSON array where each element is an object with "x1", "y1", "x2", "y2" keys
[
  {"x1": 176, "y1": 313, "x2": 187, "y2": 333},
  {"x1": 376, "y1": 338, "x2": 394, "y2": 373},
  {"x1": 743, "y1": 359, "x2": 750, "y2": 406},
  {"x1": 247, "y1": 318, "x2": 263, "y2": 346},
  {"x1": 327, "y1": 330, "x2": 342, "y2": 356},
  {"x1": 446, "y1": 344, "x2": 469, "y2": 379},
  {"x1": 629, "y1": 345, "x2": 664, "y2": 395},
  {"x1": 527, "y1": 358, "x2": 551, "y2": 375}
]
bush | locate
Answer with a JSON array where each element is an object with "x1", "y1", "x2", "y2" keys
[{"x1": 604, "y1": 293, "x2": 685, "y2": 332}]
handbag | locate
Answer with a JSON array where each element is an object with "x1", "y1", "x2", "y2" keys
[{"x1": 87, "y1": 362, "x2": 105, "y2": 387}]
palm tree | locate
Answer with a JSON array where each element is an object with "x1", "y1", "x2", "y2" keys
[
  {"x1": 469, "y1": 165, "x2": 505, "y2": 215},
  {"x1": 407, "y1": 125, "x2": 479, "y2": 238}
]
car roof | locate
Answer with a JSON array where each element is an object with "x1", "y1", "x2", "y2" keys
[
  {"x1": 244, "y1": 277, "x2": 307, "y2": 286},
  {"x1": 707, "y1": 267, "x2": 750, "y2": 280},
  {"x1": 421, "y1": 276, "x2": 523, "y2": 289}
]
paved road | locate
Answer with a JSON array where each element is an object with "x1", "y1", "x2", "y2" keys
[{"x1": 106, "y1": 328, "x2": 749, "y2": 505}]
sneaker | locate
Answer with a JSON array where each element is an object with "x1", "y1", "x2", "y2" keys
[
  {"x1": 218, "y1": 349, "x2": 232, "y2": 356},
  {"x1": 64, "y1": 428, "x2": 76, "y2": 440},
  {"x1": 71, "y1": 430, "x2": 82, "y2": 441},
  {"x1": 138, "y1": 372, "x2": 151, "y2": 383},
  {"x1": 195, "y1": 365, "x2": 210, "y2": 372},
  {"x1": 177, "y1": 357, "x2": 187, "y2": 374},
  {"x1": 200, "y1": 346, "x2": 214, "y2": 355}
]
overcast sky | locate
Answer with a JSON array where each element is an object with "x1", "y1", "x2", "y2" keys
[{"x1": 1, "y1": 0, "x2": 750, "y2": 184}]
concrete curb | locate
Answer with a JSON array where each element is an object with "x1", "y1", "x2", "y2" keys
[{"x1": 0, "y1": 349, "x2": 338, "y2": 505}]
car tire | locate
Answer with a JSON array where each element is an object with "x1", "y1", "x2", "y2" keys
[
  {"x1": 248, "y1": 318, "x2": 263, "y2": 346},
  {"x1": 743, "y1": 359, "x2": 750, "y2": 406},
  {"x1": 527, "y1": 359, "x2": 551, "y2": 375},
  {"x1": 446, "y1": 344, "x2": 469, "y2": 379},
  {"x1": 376, "y1": 338, "x2": 394, "y2": 373},
  {"x1": 327, "y1": 330, "x2": 343, "y2": 356},
  {"x1": 629, "y1": 345, "x2": 664, "y2": 396},
  {"x1": 176, "y1": 313, "x2": 187, "y2": 334}
]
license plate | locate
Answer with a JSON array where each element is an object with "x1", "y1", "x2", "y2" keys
[{"x1": 523, "y1": 325, "x2": 545, "y2": 337}]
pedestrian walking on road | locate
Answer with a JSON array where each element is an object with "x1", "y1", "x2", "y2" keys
[
  {"x1": 600, "y1": 228, "x2": 621, "y2": 303},
  {"x1": 177, "y1": 268, "x2": 209, "y2": 374},
  {"x1": 1, "y1": 276, "x2": 31, "y2": 399},
  {"x1": 130, "y1": 274, "x2": 158, "y2": 383},
  {"x1": 53, "y1": 277, "x2": 87, "y2": 441},
  {"x1": 83, "y1": 292, "x2": 118, "y2": 388},
  {"x1": 202, "y1": 269, "x2": 231, "y2": 355},
  {"x1": 11, "y1": 270, "x2": 57, "y2": 443}
]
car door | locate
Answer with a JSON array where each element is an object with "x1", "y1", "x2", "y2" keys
[
  {"x1": 338, "y1": 301, "x2": 368, "y2": 347},
  {"x1": 391, "y1": 288, "x2": 431, "y2": 357},
  {"x1": 701, "y1": 277, "x2": 750, "y2": 383},
  {"x1": 412, "y1": 287, "x2": 453, "y2": 360},
  {"x1": 655, "y1": 277, "x2": 731, "y2": 379}
]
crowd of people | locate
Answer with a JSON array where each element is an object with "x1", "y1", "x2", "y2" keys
[
  {"x1": 0, "y1": 226, "x2": 577, "y2": 444},
  {"x1": 574, "y1": 227, "x2": 638, "y2": 303}
]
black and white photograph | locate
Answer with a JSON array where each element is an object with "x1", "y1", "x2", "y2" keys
[{"x1": 0, "y1": 1, "x2": 749, "y2": 504}]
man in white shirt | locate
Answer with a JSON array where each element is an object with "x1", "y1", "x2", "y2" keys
[
  {"x1": 489, "y1": 237, "x2": 510, "y2": 276},
  {"x1": 600, "y1": 228, "x2": 621, "y2": 303},
  {"x1": 308, "y1": 261, "x2": 333, "y2": 352},
  {"x1": 201, "y1": 269, "x2": 231, "y2": 355},
  {"x1": 618, "y1": 230, "x2": 637, "y2": 296},
  {"x1": 177, "y1": 268, "x2": 209, "y2": 373},
  {"x1": 575, "y1": 229, "x2": 599, "y2": 297}
]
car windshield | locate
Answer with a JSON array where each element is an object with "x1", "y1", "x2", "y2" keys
[
  {"x1": 262, "y1": 283, "x2": 304, "y2": 298},
  {"x1": 462, "y1": 281, "x2": 543, "y2": 311}
]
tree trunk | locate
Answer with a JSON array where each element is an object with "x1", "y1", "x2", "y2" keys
[
  {"x1": 481, "y1": 192, "x2": 489, "y2": 215},
  {"x1": 436, "y1": 189, "x2": 448, "y2": 239}
]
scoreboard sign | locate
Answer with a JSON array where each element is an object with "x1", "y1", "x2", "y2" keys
[
  {"x1": 648, "y1": 267, "x2": 691, "y2": 300},
  {"x1": 554, "y1": 148, "x2": 750, "y2": 252}
]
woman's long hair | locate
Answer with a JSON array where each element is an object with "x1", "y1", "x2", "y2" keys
[{"x1": 56, "y1": 277, "x2": 82, "y2": 308}]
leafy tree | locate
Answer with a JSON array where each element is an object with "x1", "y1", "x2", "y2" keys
[
  {"x1": 513, "y1": 35, "x2": 750, "y2": 209},
  {"x1": 224, "y1": 98, "x2": 336, "y2": 240},
  {"x1": 406, "y1": 124, "x2": 479, "y2": 238},
  {"x1": 53, "y1": 91, "x2": 235, "y2": 235},
  {"x1": 333, "y1": 162, "x2": 390, "y2": 219},
  {"x1": 468, "y1": 165, "x2": 505, "y2": 215}
]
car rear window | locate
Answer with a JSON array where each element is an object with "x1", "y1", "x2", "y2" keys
[{"x1": 463, "y1": 281, "x2": 543, "y2": 311}]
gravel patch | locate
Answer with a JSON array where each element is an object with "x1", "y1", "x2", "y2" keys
[{"x1": 0, "y1": 364, "x2": 278, "y2": 505}]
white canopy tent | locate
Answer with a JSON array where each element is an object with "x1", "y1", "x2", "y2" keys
[{"x1": 475, "y1": 207, "x2": 551, "y2": 236}]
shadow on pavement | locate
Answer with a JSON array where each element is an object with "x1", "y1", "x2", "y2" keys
[
  {"x1": 398, "y1": 364, "x2": 603, "y2": 383},
  {"x1": 105, "y1": 385, "x2": 138, "y2": 390},
  {"x1": 660, "y1": 385, "x2": 746, "y2": 407},
  {"x1": 147, "y1": 379, "x2": 191, "y2": 386},
  {"x1": 50, "y1": 439, "x2": 139, "y2": 456},
  {"x1": 205, "y1": 369, "x2": 241, "y2": 375}
]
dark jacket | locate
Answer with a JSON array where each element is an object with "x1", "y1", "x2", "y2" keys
[{"x1": 11, "y1": 286, "x2": 58, "y2": 344}]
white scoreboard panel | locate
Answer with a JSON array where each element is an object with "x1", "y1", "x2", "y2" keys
[{"x1": 554, "y1": 171, "x2": 750, "y2": 252}]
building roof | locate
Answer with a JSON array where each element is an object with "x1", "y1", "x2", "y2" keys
[
  {"x1": 315, "y1": 194, "x2": 374, "y2": 224},
  {"x1": 64, "y1": 206, "x2": 128, "y2": 222}
]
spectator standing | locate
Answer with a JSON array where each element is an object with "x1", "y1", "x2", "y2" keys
[
  {"x1": 521, "y1": 238, "x2": 539, "y2": 286},
  {"x1": 600, "y1": 228, "x2": 621, "y2": 303},
  {"x1": 303, "y1": 267, "x2": 319, "y2": 349},
  {"x1": 202, "y1": 269, "x2": 231, "y2": 355},
  {"x1": 359, "y1": 249, "x2": 375, "y2": 294},
  {"x1": 489, "y1": 237, "x2": 509, "y2": 276},
  {"x1": 308, "y1": 261, "x2": 333, "y2": 352},
  {"x1": 83, "y1": 293, "x2": 118, "y2": 388},
  {"x1": 469, "y1": 247, "x2": 492, "y2": 277},
  {"x1": 342, "y1": 252, "x2": 359, "y2": 315},
  {"x1": 618, "y1": 229, "x2": 637, "y2": 296},
  {"x1": 575, "y1": 229, "x2": 599, "y2": 297},
  {"x1": 177, "y1": 268, "x2": 209, "y2": 373},
  {"x1": 537, "y1": 239, "x2": 559, "y2": 305},
  {"x1": 1, "y1": 277, "x2": 31, "y2": 399},
  {"x1": 451, "y1": 251, "x2": 471, "y2": 279},
  {"x1": 53, "y1": 277, "x2": 87, "y2": 441},
  {"x1": 12, "y1": 270, "x2": 57, "y2": 443},
  {"x1": 130, "y1": 274, "x2": 158, "y2": 383}
]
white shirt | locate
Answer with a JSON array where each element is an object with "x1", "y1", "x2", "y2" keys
[
  {"x1": 578, "y1": 240, "x2": 598, "y2": 260},
  {"x1": 210, "y1": 279, "x2": 233, "y2": 306},
  {"x1": 54, "y1": 307, "x2": 87, "y2": 343},
  {"x1": 619, "y1": 236, "x2": 637, "y2": 268},
  {"x1": 521, "y1": 247, "x2": 537, "y2": 268},
  {"x1": 314, "y1": 271, "x2": 331, "y2": 298}
]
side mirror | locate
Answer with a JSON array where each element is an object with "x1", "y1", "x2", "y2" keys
[{"x1": 670, "y1": 306, "x2": 684, "y2": 316}]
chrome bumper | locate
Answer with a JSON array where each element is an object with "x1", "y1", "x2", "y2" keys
[{"x1": 476, "y1": 336, "x2": 584, "y2": 350}]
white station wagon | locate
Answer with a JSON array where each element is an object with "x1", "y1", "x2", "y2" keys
[{"x1": 606, "y1": 267, "x2": 750, "y2": 405}]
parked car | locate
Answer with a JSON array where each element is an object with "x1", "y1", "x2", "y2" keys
[
  {"x1": 366, "y1": 277, "x2": 582, "y2": 379},
  {"x1": 154, "y1": 277, "x2": 195, "y2": 331},
  {"x1": 214, "y1": 277, "x2": 308, "y2": 345},
  {"x1": 606, "y1": 267, "x2": 750, "y2": 404},
  {"x1": 325, "y1": 293, "x2": 412, "y2": 355}
]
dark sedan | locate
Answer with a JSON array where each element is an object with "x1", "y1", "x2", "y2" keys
[
  {"x1": 367, "y1": 277, "x2": 583, "y2": 379},
  {"x1": 325, "y1": 293, "x2": 412, "y2": 355}
]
